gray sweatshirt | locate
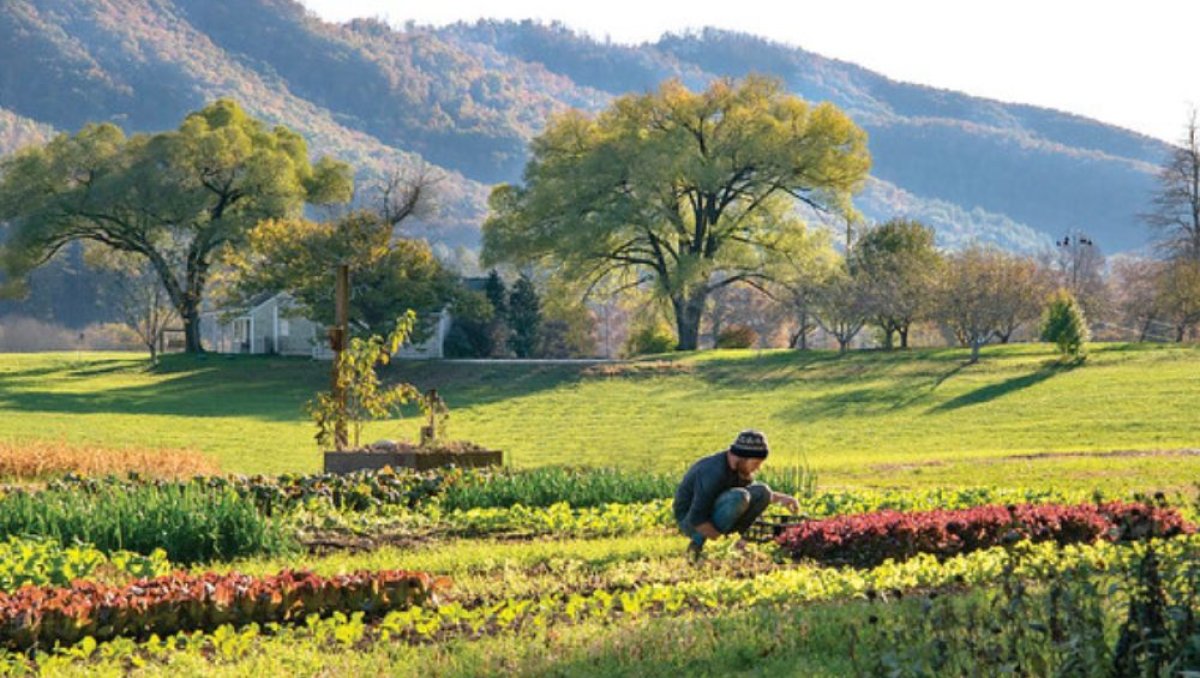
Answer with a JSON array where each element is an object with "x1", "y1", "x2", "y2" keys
[{"x1": 673, "y1": 450, "x2": 748, "y2": 530}]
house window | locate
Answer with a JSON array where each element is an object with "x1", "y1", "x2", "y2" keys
[
  {"x1": 279, "y1": 319, "x2": 290, "y2": 337},
  {"x1": 233, "y1": 319, "x2": 250, "y2": 342}
]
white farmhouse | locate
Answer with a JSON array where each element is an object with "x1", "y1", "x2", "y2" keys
[{"x1": 199, "y1": 292, "x2": 451, "y2": 359}]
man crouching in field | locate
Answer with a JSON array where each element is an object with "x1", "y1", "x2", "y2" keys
[{"x1": 674, "y1": 430, "x2": 800, "y2": 559}]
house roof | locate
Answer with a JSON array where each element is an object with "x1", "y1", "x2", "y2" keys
[
  {"x1": 462, "y1": 276, "x2": 490, "y2": 293},
  {"x1": 199, "y1": 291, "x2": 292, "y2": 318}
]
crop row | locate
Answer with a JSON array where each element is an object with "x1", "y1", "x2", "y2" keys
[
  {"x1": 301, "y1": 495, "x2": 1197, "y2": 548},
  {"x1": 18, "y1": 535, "x2": 1200, "y2": 673},
  {"x1": 0, "y1": 568, "x2": 443, "y2": 651},
  {"x1": 46, "y1": 469, "x2": 450, "y2": 515},
  {"x1": 295, "y1": 500, "x2": 675, "y2": 541},
  {"x1": 43, "y1": 468, "x2": 1165, "y2": 519},
  {"x1": 304, "y1": 536, "x2": 1199, "y2": 643},
  {"x1": 778, "y1": 501, "x2": 1194, "y2": 567},
  {"x1": 0, "y1": 484, "x2": 292, "y2": 564},
  {"x1": 0, "y1": 537, "x2": 170, "y2": 593}
]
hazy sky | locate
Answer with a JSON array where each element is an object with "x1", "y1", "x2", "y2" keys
[{"x1": 298, "y1": 0, "x2": 1197, "y2": 145}]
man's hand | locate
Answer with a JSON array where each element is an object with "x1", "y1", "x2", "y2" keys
[{"x1": 772, "y1": 492, "x2": 801, "y2": 514}]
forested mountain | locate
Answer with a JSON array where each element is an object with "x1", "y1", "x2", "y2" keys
[{"x1": 0, "y1": 0, "x2": 1173, "y2": 324}]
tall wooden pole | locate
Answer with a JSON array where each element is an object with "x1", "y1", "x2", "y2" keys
[{"x1": 328, "y1": 263, "x2": 350, "y2": 450}]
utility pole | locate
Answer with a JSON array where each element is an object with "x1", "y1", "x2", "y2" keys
[
  {"x1": 1055, "y1": 230, "x2": 1095, "y2": 295},
  {"x1": 328, "y1": 263, "x2": 349, "y2": 450}
]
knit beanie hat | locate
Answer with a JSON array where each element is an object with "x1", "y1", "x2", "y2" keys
[{"x1": 729, "y1": 430, "x2": 769, "y2": 458}]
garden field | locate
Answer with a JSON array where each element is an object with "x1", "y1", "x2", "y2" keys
[
  {"x1": 0, "y1": 468, "x2": 1190, "y2": 675},
  {"x1": 0, "y1": 344, "x2": 1197, "y2": 675},
  {"x1": 0, "y1": 343, "x2": 1197, "y2": 492}
]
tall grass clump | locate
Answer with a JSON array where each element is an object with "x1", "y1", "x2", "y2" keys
[
  {"x1": 758, "y1": 463, "x2": 819, "y2": 500},
  {"x1": 441, "y1": 463, "x2": 818, "y2": 511},
  {"x1": 442, "y1": 467, "x2": 675, "y2": 510},
  {"x1": 0, "y1": 484, "x2": 293, "y2": 564},
  {"x1": 0, "y1": 439, "x2": 219, "y2": 480}
]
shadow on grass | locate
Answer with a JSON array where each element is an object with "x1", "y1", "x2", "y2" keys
[
  {"x1": 692, "y1": 346, "x2": 1000, "y2": 393},
  {"x1": 926, "y1": 360, "x2": 1081, "y2": 413},
  {"x1": 0, "y1": 354, "x2": 326, "y2": 421},
  {"x1": 396, "y1": 360, "x2": 587, "y2": 409},
  {"x1": 0, "y1": 353, "x2": 592, "y2": 422},
  {"x1": 767, "y1": 358, "x2": 970, "y2": 423},
  {"x1": 66, "y1": 359, "x2": 141, "y2": 377}
]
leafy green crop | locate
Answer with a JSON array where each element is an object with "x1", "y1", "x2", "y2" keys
[
  {"x1": 0, "y1": 484, "x2": 294, "y2": 564},
  {"x1": 0, "y1": 537, "x2": 169, "y2": 592},
  {"x1": 21, "y1": 536, "x2": 1200, "y2": 674}
]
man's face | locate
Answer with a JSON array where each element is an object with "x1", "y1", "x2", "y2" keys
[{"x1": 730, "y1": 454, "x2": 763, "y2": 480}]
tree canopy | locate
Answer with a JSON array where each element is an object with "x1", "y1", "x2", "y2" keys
[
  {"x1": 849, "y1": 218, "x2": 943, "y2": 349},
  {"x1": 227, "y1": 211, "x2": 460, "y2": 340},
  {"x1": 0, "y1": 99, "x2": 353, "y2": 352},
  {"x1": 482, "y1": 76, "x2": 870, "y2": 350}
]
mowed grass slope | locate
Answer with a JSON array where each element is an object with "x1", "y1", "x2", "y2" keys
[{"x1": 0, "y1": 344, "x2": 1196, "y2": 491}]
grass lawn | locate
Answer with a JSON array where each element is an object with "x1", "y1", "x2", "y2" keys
[{"x1": 0, "y1": 343, "x2": 1197, "y2": 492}]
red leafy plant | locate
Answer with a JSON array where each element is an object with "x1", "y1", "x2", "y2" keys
[
  {"x1": 0, "y1": 568, "x2": 449, "y2": 651},
  {"x1": 778, "y1": 502, "x2": 1194, "y2": 568}
]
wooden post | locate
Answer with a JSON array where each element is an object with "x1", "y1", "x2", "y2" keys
[
  {"x1": 419, "y1": 388, "x2": 442, "y2": 447},
  {"x1": 328, "y1": 264, "x2": 350, "y2": 450}
]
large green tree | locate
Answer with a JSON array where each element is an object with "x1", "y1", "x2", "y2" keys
[
  {"x1": 850, "y1": 218, "x2": 943, "y2": 349},
  {"x1": 482, "y1": 77, "x2": 870, "y2": 350},
  {"x1": 0, "y1": 99, "x2": 352, "y2": 353}
]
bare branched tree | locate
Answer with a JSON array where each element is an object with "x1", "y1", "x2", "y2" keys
[
  {"x1": 87, "y1": 247, "x2": 178, "y2": 363},
  {"x1": 814, "y1": 269, "x2": 869, "y2": 354},
  {"x1": 1156, "y1": 258, "x2": 1200, "y2": 341},
  {"x1": 1111, "y1": 257, "x2": 1167, "y2": 341},
  {"x1": 936, "y1": 245, "x2": 1015, "y2": 363},
  {"x1": 1143, "y1": 110, "x2": 1200, "y2": 263},
  {"x1": 371, "y1": 163, "x2": 442, "y2": 228}
]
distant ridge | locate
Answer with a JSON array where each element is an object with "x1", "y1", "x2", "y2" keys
[{"x1": 0, "y1": 0, "x2": 1171, "y2": 254}]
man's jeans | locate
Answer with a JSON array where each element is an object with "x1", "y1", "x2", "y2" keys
[{"x1": 679, "y1": 482, "x2": 772, "y2": 548}]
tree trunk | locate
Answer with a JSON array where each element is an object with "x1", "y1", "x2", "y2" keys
[
  {"x1": 143, "y1": 248, "x2": 206, "y2": 354},
  {"x1": 880, "y1": 322, "x2": 895, "y2": 350},
  {"x1": 837, "y1": 335, "x2": 850, "y2": 354},
  {"x1": 898, "y1": 324, "x2": 910, "y2": 349},
  {"x1": 789, "y1": 311, "x2": 812, "y2": 350},
  {"x1": 970, "y1": 338, "x2": 982, "y2": 363},
  {"x1": 673, "y1": 291, "x2": 707, "y2": 351},
  {"x1": 182, "y1": 303, "x2": 203, "y2": 354}
]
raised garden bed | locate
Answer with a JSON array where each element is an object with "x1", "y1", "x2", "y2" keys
[{"x1": 324, "y1": 441, "x2": 502, "y2": 474}]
